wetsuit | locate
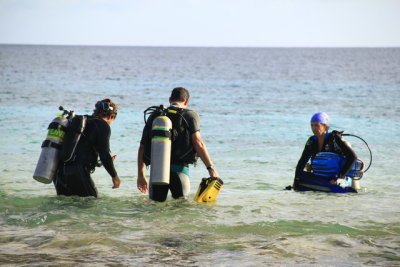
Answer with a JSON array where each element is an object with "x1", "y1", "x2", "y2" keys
[
  {"x1": 295, "y1": 130, "x2": 356, "y2": 181},
  {"x1": 54, "y1": 116, "x2": 117, "y2": 197},
  {"x1": 141, "y1": 106, "x2": 200, "y2": 202}
]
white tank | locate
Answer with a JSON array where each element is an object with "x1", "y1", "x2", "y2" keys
[
  {"x1": 150, "y1": 115, "x2": 172, "y2": 185},
  {"x1": 33, "y1": 115, "x2": 69, "y2": 184},
  {"x1": 352, "y1": 179, "x2": 361, "y2": 190}
]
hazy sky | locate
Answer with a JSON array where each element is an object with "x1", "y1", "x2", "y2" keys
[{"x1": 1, "y1": 0, "x2": 399, "y2": 47}]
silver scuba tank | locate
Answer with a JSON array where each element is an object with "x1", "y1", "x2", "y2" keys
[
  {"x1": 33, "y1": 113, "x2": 69, "y2": 184},
  {"x1": 150, "y1": 115, "x2": 173, "y2": 185}
]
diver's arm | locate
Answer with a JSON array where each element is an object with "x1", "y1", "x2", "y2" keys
[
  {"x1": 96, "y1": 121, "x2": 120, "y2": 188},
  {"x1": 98, "y1": 145, "x2": 118, "y2": 178},
  {"x1": 137, "y1": 143, "x2": 148, "y2": 193},
  {"x1": 96, "y1": 126, "x2": 117, "y2": 177},
  {"x1": 192, "y1": 131, "x2": 219, "y2": 178},
  {"x1": 295, "y1": 138, "x2": 313, "y2": 176},
  {"x1": 94, "y1": 121, "x2": 120, "y2": 189}
]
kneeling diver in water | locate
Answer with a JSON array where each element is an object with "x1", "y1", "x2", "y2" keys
[{"x1": 291, "y1": 112, "x2": 357, "y2": 191}]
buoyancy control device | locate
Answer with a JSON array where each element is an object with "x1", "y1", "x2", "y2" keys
[
  {"x1": 310, "y1": 152, "x2": 364, "y2": 179},
  {"x1": 143, "y1": 105, "x2": 198, "y2": 185},
  {"x1": 310, "y1": 132, "x2": 372, "y2": 180},
  {"x1": 143, "y1": 105, "x2": 197, "y2": 166},
  {"x1": 33, "y1": 106, "x2": 74, "y2": 184},
  {"x1": 59, "y1": 114, "x2": 87, "y2": 163}
]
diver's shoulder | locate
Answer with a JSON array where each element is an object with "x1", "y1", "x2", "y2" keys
[{"x1": 305, "y1": 135, "x2": 316, "y2": 146}]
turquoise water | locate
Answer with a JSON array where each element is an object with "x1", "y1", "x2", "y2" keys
[{"x1": 1, "y1": 45, "x2": 400, "y2": 266}]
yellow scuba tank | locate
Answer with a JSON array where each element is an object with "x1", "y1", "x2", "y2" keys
[
  {"x1": 149, "y1": 115, "x2": 173, "y2": 185},
  {"x1": 33, "y1": 112, "x2": 69, "y2": 184},
  {"x1": 194, "y1": 177, "x2": 224, "y2": 203}
]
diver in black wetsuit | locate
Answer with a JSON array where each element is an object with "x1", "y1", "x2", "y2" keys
[
  {"x1": 294, "y1": 112, "x2": 356, "y2": 189},
  {"x1": 54, "y1": 99, "x2": 121, "y2": 197}
]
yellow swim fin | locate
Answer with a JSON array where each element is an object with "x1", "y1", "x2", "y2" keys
[{"x1": 194, "y1": 177, "x2": 224, "y2": 203}]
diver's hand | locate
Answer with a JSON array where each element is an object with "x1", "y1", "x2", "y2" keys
[
  {"x1": 137, "y1": 175, "x2": 148, "y2": 194},
  {"x1": 112, "y1": 155, "x2": 118, "y2": 161},
  {"x1": 208, "y1": 167, "x2": 219, "y2": 178},
  {"x1": 112, "y1": 176, "x2": 121, "y2": 189}
]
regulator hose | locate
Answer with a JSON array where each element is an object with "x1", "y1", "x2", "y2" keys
[{"x1": 342, "y1": 133, "x2": 372, "y2": 173}]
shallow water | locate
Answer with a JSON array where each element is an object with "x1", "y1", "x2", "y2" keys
[{"x1": 1, "y1": 45, "x2": 400, "y2": 266}]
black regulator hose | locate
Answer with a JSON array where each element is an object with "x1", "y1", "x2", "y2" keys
[{"x1": 342, "y1": 133, "x2": 372, "y2": 173}]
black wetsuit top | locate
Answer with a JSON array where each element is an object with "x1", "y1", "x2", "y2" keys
[
  {"x1": 75, "y1": 116, "x2": 117, "y2": 177},
  {"x1": 295, "y1": 131, "x2": 356, "y2": 178}
]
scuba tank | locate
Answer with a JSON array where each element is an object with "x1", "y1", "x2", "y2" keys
[
  {"x1": 33, "y1": 106, "x2": 73, "y2": 184},
  {"x1": 149, "y1": 107, "x2": 173, "y2": 185}
]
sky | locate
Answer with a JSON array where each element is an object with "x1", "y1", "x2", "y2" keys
[{"x1": 0, "y1": 0, "x2": 399, "y2": 47}]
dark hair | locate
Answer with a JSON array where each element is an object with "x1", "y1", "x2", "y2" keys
[
  {"x1": 93, "y1": 98, "x2": 118, "y2": 119},
  {"x1": 170, "y1": 87, "x2": 190, "y2": 102}
]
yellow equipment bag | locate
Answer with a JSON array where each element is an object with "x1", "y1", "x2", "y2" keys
[{"x1": 194, "y1": 177, "x2": 224, "y2": 203}]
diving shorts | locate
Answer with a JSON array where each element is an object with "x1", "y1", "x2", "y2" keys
[{"x1": 149, "y1": 164, "x2": 190, "y2": 202}]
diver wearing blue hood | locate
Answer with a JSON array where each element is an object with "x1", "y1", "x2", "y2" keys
[{"x1": 293, "y1": 112, "x2": 357, "y2": 190}]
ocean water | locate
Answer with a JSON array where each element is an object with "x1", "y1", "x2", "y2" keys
[{"x1": 1, "y1": 45, "x2": 400, "y2": 266}]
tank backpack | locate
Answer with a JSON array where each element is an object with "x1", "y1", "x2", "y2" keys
[
  {"x1": 59, "y1": 114, "x2": 88, "y2": 163},
  {"x1": 142, "y1": 105, "x2": 197, "y2": 166}
]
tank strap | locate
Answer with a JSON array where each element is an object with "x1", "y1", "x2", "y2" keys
[
  {"x1": 167, "y1": 107, "x2": 190, "y2": 129},
  {"x1": 151, "y1": 129, "x2": 172, "y2": 138},
  {"x1": 41, "y1": 140, "x2": 62, "y2": 149}
]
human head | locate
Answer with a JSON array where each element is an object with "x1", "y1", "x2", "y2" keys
[
  {"x1": 311, "y1": 112, "x2": 329, "y2": 125},
  {"x1": 310, "y1": 112, "x2": 330, "y2": 135},
  {"x1": 169, "y1": 87, "x2": 190, "y2": 106},
  {"x1": 93, "y1": 98, "x2": 118, "y2": 120}
]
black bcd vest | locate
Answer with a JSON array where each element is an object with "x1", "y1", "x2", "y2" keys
[{"x1": 143, "y1": 107, "x2": 197, "y2": 166}]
